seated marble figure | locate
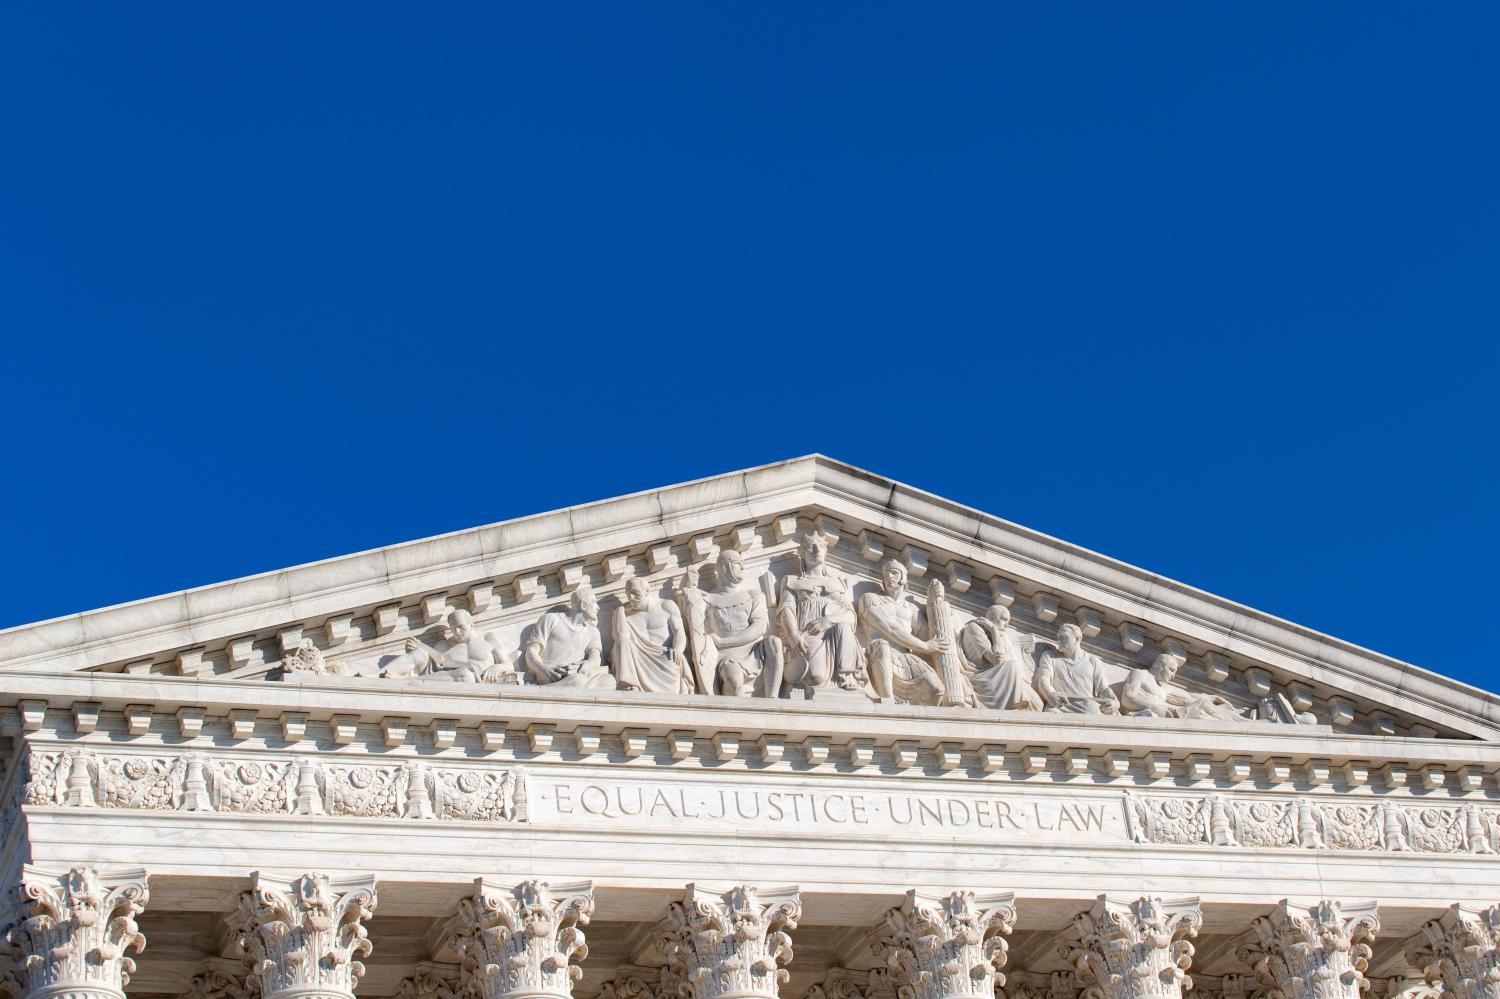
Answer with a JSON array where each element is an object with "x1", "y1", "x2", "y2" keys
[
  {"x1": 380, "y1": 609, "x2": 514, "y2": 683},
  {"x1": 1034, "y1": 622, "x2": 1119, "y2": 714},
  {"x1": 1121, "y1": 653, "x2": 1247, "y2": 721},
  {"x1": 612, "y1": 577, "x2": 693, "y2": 694},
  {"x1": 524, "y1": 583, "x2": 614, "y2": 689},
  {"x1": 776, "y1": 531, "x2": 863, "y2": 694},
  {"x1": 958, "y1": 602, "x2": 1041, "y2": 711},
  {"x1": 678, "y1": 549, "x2": 783, "y2": 697},
  {"x1": 857, "y1": 559, "x2": 945, "y2": 705}
]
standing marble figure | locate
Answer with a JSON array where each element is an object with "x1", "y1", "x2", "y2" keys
[
  {"x1": 612, "y1": 578, "x2": 693, "y2": 694},
  {"x1": 1035, "y1": 622, "x2": 1118, "y2": 714},
  {"x1": 777, "y1": 531, "x2": 863, "y2": 694}
]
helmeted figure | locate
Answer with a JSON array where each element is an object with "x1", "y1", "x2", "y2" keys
[{"x1": 776, "y1": 530, "x2": 863, "y2": 694}]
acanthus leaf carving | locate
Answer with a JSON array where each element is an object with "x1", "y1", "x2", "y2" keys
[
  {"x1": 1234, "y1": 900, "x2": 1379, "y2": 999},
  {"x1": 1404, "y1": 903, "x2": 1500, "y2": 999},
  {"x1": 0, "y1": 865, "x2": 150, "y2": 999},
  {"x1": 869, "y1": 889, "x2": 1017, "y2": 999},
  {"x1": 657, "y1": 884, "x2": 802, "y2": 999},
  {"x1": 1061, "y1": 896, "x2": 1202, "y2": 999},
  {"x1": 452, "y1": 879, "x2": 594, "y2": 999},
  {"x1": 232, "y1": 872, "x2": 378, "y2": 999}
]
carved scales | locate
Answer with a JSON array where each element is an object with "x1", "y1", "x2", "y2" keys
[
  {"x1": 0, "y1": 866, "x2": 150, "y2": 999},
  {"x1": 1404, "y1": 903, "x2": 1500, "y2": 999},
  {"x1": 232, "y1": 872, "x2": 379, "y2": 999},
  {"x1": 1234, "y1": 900, "x2": 1380, "y2": 999},
  {"x1": 1060, "y1": 896, "x2": 1202, "y2": 999},
  {"x1": 451, "y1": 880, "x2": 595, "y2": 999},
  {"x1": 869, "y1": 890, "x2": 1017, "y2": 999},
  {"x1": 657, "y1": 884, "x2": 803, "y2": 999}
]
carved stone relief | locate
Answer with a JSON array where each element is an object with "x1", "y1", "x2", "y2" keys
[
  {"x1": 1233, "y1": 900, "x2": 1379, "y2": 999},
  {"x1": 1059, "y1": 896, "x2": 1202, "y2": 999},
  {"x1": 657, "y1": 884, "x2": 802, "y2": 999},
  {"x1": 232, "y1": 872, "x2": 378, "y2": 999},
  {"x1": 1404, "y1": 903, "x2": 1500, "y2": 999},
  {"x1": 451, "y1": 879, "x2": 595, "y2": 999},
  {"x1": 0, "y1": 865, "x2": 150, "y2": 999},
  {"x1": 868, "y1": 889, "x2": 1017, "y2": 999}
]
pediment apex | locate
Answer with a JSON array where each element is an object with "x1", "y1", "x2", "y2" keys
[{"x1": 0, "y1": 455, "x2": 1494, "y2": 741}]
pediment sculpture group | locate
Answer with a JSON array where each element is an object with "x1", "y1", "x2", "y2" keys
[{"x1": 297, "y1": 532, "x2": 1270, "y2": 721}]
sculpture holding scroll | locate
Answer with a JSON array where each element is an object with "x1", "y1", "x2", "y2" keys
[
  {"x1": 382, "y1": 609, "x2": 515, "y2": 683},
  {"x1": 958, "y1": 601, "x2": 1042, "y2": 710},
  {"x1": 678, "y1": 549, "x2": 783, "y2": 696},
  {"x1": 857, "y1": 559, "x2": 945, "y2": 705},
  {"x1": 1121, "y1": 653, "x2": 1247, "y2": 720},
  {"x1": 776, "y1": 530, "x2": 864, "y2": 694},
  {"x1": 1035, "y1": 622, "x2": 1119, "y2": 714},
  {"x1": 612, "y1": 577, "x2": 693, "y2": 694},
  {"x1": 523, "y1": 583, "x2": 614, "y2": 689}
]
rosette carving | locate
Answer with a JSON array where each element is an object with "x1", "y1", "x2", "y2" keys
[
  {"x1": 232, "y1": 872, "x2": 378, "y2": 999},
  {"x1": 657, "y1": 884, "x2": 802, "y2": 999},
  {"x1": 1235, "y1": 900, "x2": 1379, "y2": 999},
  {"x1": 869, "y1": 890, "x2": 1017, "y2": 999},
  {"x1": 1061, "y1": 896, "x2": 1202, "y2": 999},
  {"x1": 0, "y1": 865, "x2": 150, "y2": 999},
  {"x1": 1404, "y1": 903, "x2": 1500, "y2": 999},
  {"x1": 452, "y1": 880, "x2": 594, "y2": 999}
]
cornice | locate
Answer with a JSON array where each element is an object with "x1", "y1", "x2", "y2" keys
[{"x1": 0, "y1": 455, "x2": 1493, "y2": 740}]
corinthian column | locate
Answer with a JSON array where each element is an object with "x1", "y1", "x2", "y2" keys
[
  {"x1": 234, "y1": 872, "x2": 379, "y2": 999},
  {"x1": 1235, "y1": 900, "x2": 1379, "y2": 999},
  {"x1": 452, "y1": 880, "x2": 595, "y2": 999},
  {"x1": 1404, "y1": 904, "x2": 1500, "y2": 999},
  {"x1": 868, "y1": 890, "x2": 1017, "y2": 999},
  {"x1": 1061, "y1": 896, "x2": 1202, "y2": 999},
  {"x1": 0, "y1": 866, "x2": 150, "y2": 999},
  {"x1": 656, "y1": 884, "x2": 802, "y2": 999}
]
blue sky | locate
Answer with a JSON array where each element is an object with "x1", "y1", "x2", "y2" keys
[{"x1": 2, "y1": 5, "x2": 1496, "y2": 691}]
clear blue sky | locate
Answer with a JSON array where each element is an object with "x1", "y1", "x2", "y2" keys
[{"x1": 2, "y1": 5, "x2": 1495, "y2": 691}]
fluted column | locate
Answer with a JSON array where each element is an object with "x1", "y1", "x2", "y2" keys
[
  {"x1": 0, "y1": 866, "x2": 149, "y2": 999},
  {"x1": 1234, "y1": 900, "x2": 1379, "y2": 999},
  {"x1": 1404, "y1": 904, "x2": 1500, "y2": 999},
  {"x1": 1061, "y1": 896, "x2": 1202, "y2": 999},
  {"x1": 868, "y1": 890, "x2": 1017, "y2": 999},
  {"x1": 656, "y1": 884, "x2": 802, "y2": 999},
  {"x1": 451, "y1": 880, "x2": 594, "y2": 999},
  {"x1": 233, "y1": 872, "x2": 379, "y2": 999}
]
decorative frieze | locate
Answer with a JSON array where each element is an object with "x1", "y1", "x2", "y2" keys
[
  {"x1": 452, "y1": 879, "x2": 594, "y2": 999},
  {"x1": 869, "y1": 889, "x2": 1017, "y2": 999},
  {"x1": 0, "y1": 865, "x2": 150, "y2": 999},
  {"x1": 19, "y1": 748, "x2": 527, "y2": 824},
  {"x1": 1124, "y1": 791, "x2": 1493, "y2": 855},
  {"x1": 1234, "y1": 900, "x2": 1379, "y2": 999},
  {"x1": 233, "y1": 872, "x2": 379, "y2": 999},
  {"x1": 1404, "y1": 904, "x2": 1500, "y2": 999},
  {"x1": 657, "y1": 884, "x2": 802, "y2": 999},
  {"x1": 1060, "y1": 896, "x2": 1201, "y2": 999}
]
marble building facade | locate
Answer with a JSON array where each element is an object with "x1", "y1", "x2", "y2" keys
[{"x1": 0, "y1": 456, "x2": 1496, "y2": 999}]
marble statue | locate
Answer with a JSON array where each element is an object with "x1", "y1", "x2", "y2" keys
[
  {"x1": 523, "y1": 584, "x2": 613, "y2": 689},
  {"x1": 857, "y1": 560, "x2": 944, "y2": 705},
  {"x1": 958, "y1": 602, "x2": 1041, "y2": 711},
  {"x1": 612, "y1": 578, "x2": 692, "y2": 694},
  {"x1": 776, "y1": 531, "x2": 863, "y2": 694},
  {"x1": 283, "y1": 640, "x2": 352, "y2": 678},
  {"x1": 382, "y1": 610, "x2": 514, "y2": 683},
  {"x1": 1034, "y1": 622, "x2": 1119, "y2": 714},
  {"x1": 679, "y1": 549, "x2": 783, "y2": 697},
  {"x1": 1121, "y1": 653, "x2": 1247, "y2": 721}
]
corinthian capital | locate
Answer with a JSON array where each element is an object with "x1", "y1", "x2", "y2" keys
[
  {"x1": 452, "y1": 879, "x2": 594, "y2": 999},
  {"x1": 1062, "y1": 896, "x2": 1202, "y2": 999},
  {"x1": 233, "y1": 872, "x2": 379, "y2": 999},
  {"x1": 1, "y1": 865, "x2": 149, "y2": 999},
  {"x1": 1235, "y1": 900, "x2": 1380, "y2": 999},
  {"x1": 1404, "y1": 904, "x2": 1500, "y2": 999},
  {"x1": 657, "y1": 884, "x2": 802, "y2": 999},
  {"x1": 869, "y1": 890, "x2": 1017, "y2": 999}
]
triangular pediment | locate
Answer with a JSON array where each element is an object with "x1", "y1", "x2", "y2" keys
[{"x1": 1, "y1": 455, "x2": 1494, "y2": 741}]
